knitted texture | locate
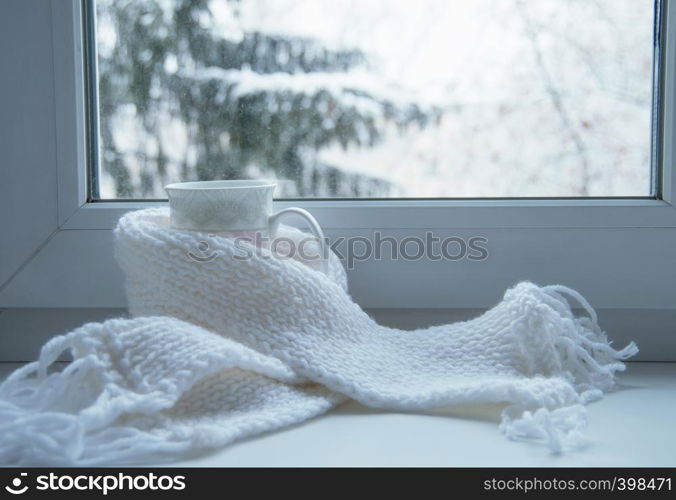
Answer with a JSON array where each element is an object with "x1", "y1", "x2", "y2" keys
[
  {"x1": 0, "y1": 207, "x2": 637, "y2": 464},
  {"x1": 0, "y1": 317, "x2": 342, "y2": 465}
]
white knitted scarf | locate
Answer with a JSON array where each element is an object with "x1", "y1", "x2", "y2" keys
[{"x1": 0, "y1": 208, "x2": 637, "y2": 465}]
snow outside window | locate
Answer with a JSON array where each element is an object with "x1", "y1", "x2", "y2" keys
[{"x1": 90, "y1": 0, "x2": 658, "y2": 199}]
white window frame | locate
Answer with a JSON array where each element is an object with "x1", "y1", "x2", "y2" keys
[{"x1": 2, "y1": 0, "x2": 675, "y2": 323}]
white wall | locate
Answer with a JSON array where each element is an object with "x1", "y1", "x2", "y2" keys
[{"x1": 0, "y1": 0, "x2": 59, "y2": 287}]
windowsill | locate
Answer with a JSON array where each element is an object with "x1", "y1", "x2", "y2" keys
[{"x1": 1, "y1": 362, "x2": 674, "y2": 467}]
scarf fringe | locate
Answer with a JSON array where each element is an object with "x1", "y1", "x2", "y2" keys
[
  {"x1": 499, "y1": 284, "x2": 638, "y2": 453},
  {"x1": 500, "y1": 404, "x2": 588, "y2": 454},
  {"x1": 542, "y1": 284, "x2": 638, "y2": 396},
  {"x1": 0, "y1": 332, "x2": 192, "y2": 466}
]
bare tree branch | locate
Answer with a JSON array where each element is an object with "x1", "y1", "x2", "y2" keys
[{"x1": 516, "y1": 0, "x2": 591, "y2": 195}]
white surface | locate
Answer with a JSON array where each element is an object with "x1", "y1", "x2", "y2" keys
[{"x1": 1, "y1": 362, "x2": 674, "y2": 467}]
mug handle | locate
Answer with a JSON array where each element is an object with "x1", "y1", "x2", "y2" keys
[{"x1": 268, "y1": 207, "x2": 329, "y2": 274}]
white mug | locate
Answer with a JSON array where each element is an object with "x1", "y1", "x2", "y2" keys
[{"x1": 165, "y1": 180, "x2": 328, "y2": 273}]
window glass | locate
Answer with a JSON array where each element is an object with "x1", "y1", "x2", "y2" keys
[{"x1": 92, "y1": 0, "x2": 656, "y2": 199}]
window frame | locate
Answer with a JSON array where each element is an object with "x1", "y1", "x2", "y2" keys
[{"x1": 1, "y1": 0, "x2": 676, "y2": 312}]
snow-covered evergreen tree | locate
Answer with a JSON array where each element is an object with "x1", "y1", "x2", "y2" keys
[{"x1": 96, "y1": 0, "x2": 437, "y2": 198}]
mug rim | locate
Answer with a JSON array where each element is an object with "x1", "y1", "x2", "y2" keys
[{"x1": 165, "y1": 180, "x2": 277, "y2": 191}]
